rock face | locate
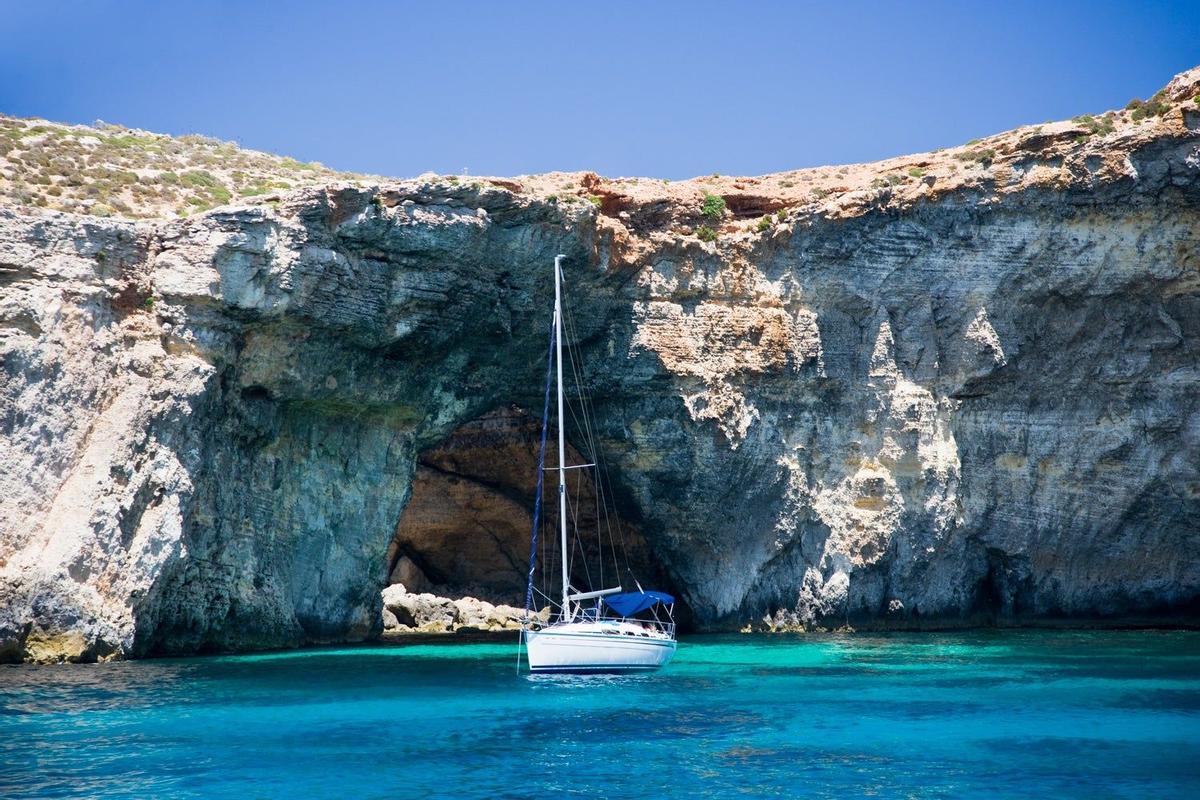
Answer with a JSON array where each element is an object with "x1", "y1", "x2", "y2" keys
[
  {"x1": 1, "y1": 69, "x2": 1199, "y2": 661},
  {"x1": 379, "y1": 583, "x2": 537, "y2": 635}
]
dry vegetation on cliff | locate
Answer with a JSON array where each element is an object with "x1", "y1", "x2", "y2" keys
[
  {"x1": 1, "y1": 69, "x2": 1197, "y2": 233},
  {"x1": 0, "y1": 116, "x2": 373, "y2": 218}
]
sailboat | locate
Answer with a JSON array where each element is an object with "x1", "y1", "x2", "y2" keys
[{"x1": 520, "y1": 255, "x2": 678, "y2": 674}]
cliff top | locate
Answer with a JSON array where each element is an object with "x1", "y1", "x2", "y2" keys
[{"x1": 1, "y1": 66, "x2": 1197, "y2": 230}]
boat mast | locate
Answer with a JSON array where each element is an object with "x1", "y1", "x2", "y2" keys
[{"x1": 553, "y1": 254, "x2": 571, "y2": 621}]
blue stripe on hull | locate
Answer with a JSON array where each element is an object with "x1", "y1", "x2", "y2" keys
[{"x1": 529, "y1": 664, "x2": 663, "y2": 674}]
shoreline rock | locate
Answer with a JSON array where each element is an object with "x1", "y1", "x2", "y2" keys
[{"x1": 380, "y1": 584, "x2": 547, "y2": 635}]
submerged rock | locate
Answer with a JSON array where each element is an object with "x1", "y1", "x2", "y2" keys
[{"x1": 1, "y1": 68, "x2": 1199, "y2": 661}]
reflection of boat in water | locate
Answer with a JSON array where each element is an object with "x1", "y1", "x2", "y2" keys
[{"x1": 520, "y1": 255, "x2": 677, "y2": 674}]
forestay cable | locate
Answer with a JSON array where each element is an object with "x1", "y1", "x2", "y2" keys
[{"x1": 523, "y1": 318, "x2": 557, "y2": 620}]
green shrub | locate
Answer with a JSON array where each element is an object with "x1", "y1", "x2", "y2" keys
[
  {"x1": 104, "y1": 134, "x2": 154, "y2": 150},
  {"x1": 1127, "y1": 93, "x2": 1169, "y2": 121},
  {"x1": 180, "y1": 170, "x2": 220, "y2": 189},
  {"x1": 587, "y1": 195, "x2": 602, "y2": 207},
  {"x1": 908, "y1": 167, "x2": 926, "y2": 178},
  {"x1": 1073, "y1": 114, "x2": 1115, "y2": 136},
  {"x1": 239, "y1": 182, "x2": 271, "y2": 197},
  {"x1": 696, "y1": 225, "x2": 718, "y2": 242},
  {"x1": 20, "y1": 125, "x2": 55, "y2": 138},
  {"x1": 9, "y1": 181, "x2": 33, "y2": 204},
  {"x1": 280, "y1": 157, "x2": 319, "y2": 171},
  {"x1": 178, "y1": 134, "x2": 207, "y2": 145},
  {"x1": 954, "y1": 148, "x2": 996, "y2": 165},
  {"x1": 700, "y1": 192, "x2": 726, "y2": 220},
  {"x1": 755, "y1": 216, "x2": 772, "y2": 232}
]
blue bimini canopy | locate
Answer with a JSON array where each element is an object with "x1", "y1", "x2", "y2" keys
[{"x1": 602, "y1": 590, "x2": 675, "y2": 617}]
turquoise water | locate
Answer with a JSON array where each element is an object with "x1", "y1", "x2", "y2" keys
[{"x1": 2, "y1": 631, "x2": 1198, "y2": 799}]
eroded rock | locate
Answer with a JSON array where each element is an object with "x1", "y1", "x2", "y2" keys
[
  {"x1": 380, "y1": 583, "x2": 536, "y2": 634},
  {"x1": 1, "y1": 68, "x2": 1199, "y2": 661}
]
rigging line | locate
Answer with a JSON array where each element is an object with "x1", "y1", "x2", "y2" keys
[
  {"x1": 559, "y1": 301, "x2": 591, "y2": 453},
  {"x1": 560, "y1": 303, "x2": 626, "y2": 587},
  {"x1": 594, "y1": 462, "x2": 603, "y2": 589},
  {"x1": 539, "y1": 438, "x2": 547, "y2": 605},
  {"x1": 561, "y1": 299, "x2": 633, "y2": 582},
  {"x1": 522, "y1": 318, "x2": 556, "y2": 620},
  {"x1": 576, "y1": 391, "x2": 623, "y2": 583},
  {"x1": 562, "y1": 285, "x2": 636, "y2": 595},
  {"x1": 573, "y1": 461, "x2": 602, "y2": 590},
  {"x1": 560, "y1": 306, "x2": 600, "y2": 494},
  {"x1": 557, "y1": 297, "x2": 591, "y2": 580},
  {"x1": 561, "y1": 318, "x2": 608, "y2": 589},
  {"x1": 540, "y1": 462, "x2": 549, "y2": 607},
  {"x1": 561, "y1": 300, "x2": 607, "y2": 590},
  {"x1": 567, "y1": 463, "x2": 594, "y2": 591},
  {"x1": 561, "y1": 307, "x2": 605, "y2": 491}
]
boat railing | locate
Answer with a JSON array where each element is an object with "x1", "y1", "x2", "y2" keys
[
  {"x1": 636, "y1": 618, "x2": 675, "y2": 637},
  {"x1": 529, "y1": 598, "x2": 677, "y2": 638}
]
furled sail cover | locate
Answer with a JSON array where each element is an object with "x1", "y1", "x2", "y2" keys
[{"x1": 602, "y1": 591, "x2": 675, "y2": 617}]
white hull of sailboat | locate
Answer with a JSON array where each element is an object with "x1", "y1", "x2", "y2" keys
[{"x1": 525, "y1": 625, "x2": 677, "y2": 673}]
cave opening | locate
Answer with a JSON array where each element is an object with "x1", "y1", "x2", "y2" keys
[{"x1": 383, "y1": 405, "x2": 685, "y2": 632}]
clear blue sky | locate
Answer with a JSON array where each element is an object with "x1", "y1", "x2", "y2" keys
[{"x1": 2, "y1": 1, "x2": 1197, "y2": 179}]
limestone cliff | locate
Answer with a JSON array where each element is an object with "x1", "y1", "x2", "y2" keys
[{"x1": 2, "y1": 69, "x2": 1199, "y2": 661}]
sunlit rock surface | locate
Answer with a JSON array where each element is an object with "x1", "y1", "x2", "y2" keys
[{"x1": 1, "y1": 68, "x2": 1198, "y2": 661}]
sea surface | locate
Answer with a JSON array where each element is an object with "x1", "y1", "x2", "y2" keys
[{"x1": 2, "y1": 631, "x2": 1198, "y2": 799}]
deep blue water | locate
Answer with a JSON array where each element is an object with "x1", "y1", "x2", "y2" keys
[{"x1": 2, "y1": 631, "x2": 1198, "y2": 799}]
